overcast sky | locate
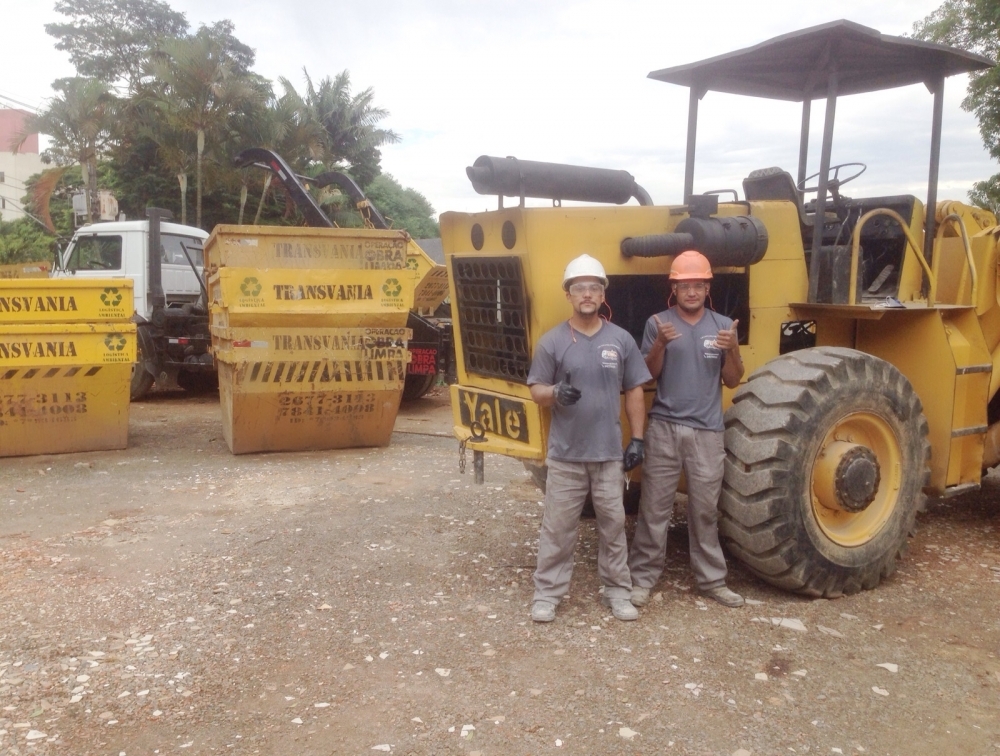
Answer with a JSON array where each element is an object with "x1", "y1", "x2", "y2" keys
[{"x1": 1, "y1": 0, "x2": 995, "y2": 219}]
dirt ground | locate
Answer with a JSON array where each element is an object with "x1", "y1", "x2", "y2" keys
[{"x1": 1, "y1": 388, "x2": 999, "y2": 756}]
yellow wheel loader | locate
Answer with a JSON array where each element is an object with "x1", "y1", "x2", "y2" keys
[{"x1": 442, "y1": 20, "x2": 1000, "y2": 597}]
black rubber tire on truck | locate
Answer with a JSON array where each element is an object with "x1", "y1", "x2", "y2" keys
[
  {"x1": 130, "y1": 343, "x2": 155, "y2": 401},
  {"x1": 402, "y1": 372, "x2": 437, "y2": 401},
  {"x1": 720, "y1": 347, "x2": 930, "y2": 597}
]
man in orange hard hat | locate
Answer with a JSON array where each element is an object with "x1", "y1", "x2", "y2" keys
[
  {"x1": 628, "y1": 250, "x2": 746, "y2": 608},
  {"x1": 526, "y1": 254, "x2": 651, "y2": 623}
]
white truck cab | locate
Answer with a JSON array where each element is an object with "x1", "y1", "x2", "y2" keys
[
  {"x1": 56, "y1": 219, "x2": 209, "y2": 317},
  {"x1": 55, "y1": 213, "x2": 214, "y2": 400}
]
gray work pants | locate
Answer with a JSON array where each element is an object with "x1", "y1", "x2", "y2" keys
[
  {"x1": 532, "y1": 458, "x2": 632, "y2": 605},
  {"x1": 629, "y1": 418, "x2": 728, "y2": 591}
]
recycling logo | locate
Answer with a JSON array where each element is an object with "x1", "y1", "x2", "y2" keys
[
  {"x1": 100, "y1": 287, "x2": 122, "y2": 307},
  {"x1": 382, "y1": 278, "x2": 402, "y2": 298},
  {"x1": 406, "y1": 256, "x2": 419, "y2": 270},
  {"x1": 104, "y1": 333, "x2": 127, "y2": 352},
  {"x1": 240, "y1": 276, "x2": 262, "y2": 297}
]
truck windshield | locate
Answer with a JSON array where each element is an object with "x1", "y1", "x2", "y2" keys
[
  {"x1": 64, "y1": 234, "x2": 123, "y2": 271},
  {"x1": 162, "y1": 235, "x2": 205, "y2": 267}
]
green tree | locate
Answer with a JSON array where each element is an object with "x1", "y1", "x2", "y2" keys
[
  {"x1": 141, "y1": 30, "x2": 267, "y2": 228},
  {"x1": 45, "y1": 0, "x2": 189, "y2": 94},
  {"x1": 364, "y1": 174, "x2": 439, "y2": 237},
  {"x1": 293, "y1": 70, "x2": 400, "y2": 187},
  {"x1": 0, "y1": 217, "x2": 59, "y2": 265},
  {"x1": 15, "y1": 77, "x2": 117, "y2": 224},
  {"x1": 914, "y1": 1, "x2": 1000, "y2": 213}
]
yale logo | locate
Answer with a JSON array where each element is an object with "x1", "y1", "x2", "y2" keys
[
  {"x1": 458, "y1": 389, "x2": 528, "y2": 443},
  {"x1": 100, "y1": 287, "x2": 122, "y2": 307},
  {"x1": 240, "y1": 277, "x2": 263, "y2": 297}
]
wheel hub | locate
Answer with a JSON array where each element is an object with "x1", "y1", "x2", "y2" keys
[{"x1": 814, "y1": 441, "x2": 881, "y2": 513}]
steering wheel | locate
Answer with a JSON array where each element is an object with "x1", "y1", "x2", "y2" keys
[{"x1": 797, "y1": 162, "x2": 867, "y2": 194}]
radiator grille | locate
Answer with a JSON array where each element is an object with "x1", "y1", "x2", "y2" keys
[{"x1": 453, "y1": 256, "x2": 530, "y2": 382}]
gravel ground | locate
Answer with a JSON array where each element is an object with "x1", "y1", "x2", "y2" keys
[{"x1": 1, "y1": 389, "x2": 999, "y2": 755}]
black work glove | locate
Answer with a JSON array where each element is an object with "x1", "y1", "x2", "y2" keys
[
  {"x1": 623, "y1": 438, "x2": 644, "y2": 471},
  {"x1": 553, "y1": 372, "x2": 581, "y2": 406}
]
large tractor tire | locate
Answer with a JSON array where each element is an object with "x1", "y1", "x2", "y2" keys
[
  {"x1": 130, "y1": 343, "x2": 155, "y2": 402},
  {"x1": 721, "y1": 347, "x2": 930, "y2": 597}
]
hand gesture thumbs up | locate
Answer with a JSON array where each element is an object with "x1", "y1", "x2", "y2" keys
[{"x1": 715, "y1": 319, "x2": 739, "y2": 351}]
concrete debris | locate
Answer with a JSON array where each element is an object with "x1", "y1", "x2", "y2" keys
[
  {"x1": 817, "y1": 625, "x2": 845, "y2": 638},
  {"x1": 876, "y1": 663, "x2": 898, "y2": 673},
  {"x1": 619, "y1": 726, "x2": 638, "y2": 740}
]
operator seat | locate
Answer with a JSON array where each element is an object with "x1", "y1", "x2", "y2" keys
[{"x1": 742, "y1": 167, "x2": 837, "y2": 246}]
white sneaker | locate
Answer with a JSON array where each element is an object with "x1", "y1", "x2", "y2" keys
[
  {"x1": 602, "y1": 596, "x2": 639, "y2": 621},
  {"x1": 531, "y1": 601, "x2": 556, "y2": 622}
]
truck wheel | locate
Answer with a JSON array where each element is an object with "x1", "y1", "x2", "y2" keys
[
  {"x1": 721, "y1": 347, "x2": 930, "y2": 597},
  {"x1": 130, "y1": 344, "x2": 155, "y2": 401},
  {"x1": 402, "y1": 373, "x2": 436, "y2": 401}
]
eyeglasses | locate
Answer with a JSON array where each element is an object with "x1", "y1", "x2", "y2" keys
[
  {"x1": 674, "y1": 282, "x2": 707, "y2": 292},
  {"x1": 568, "y1": 283, "x2": 605, "y2": 295}
]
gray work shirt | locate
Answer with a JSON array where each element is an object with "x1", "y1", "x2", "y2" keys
[
  {"x1": 528, "y1": 320, "x2": 651, "y2": 462},
  {"x1": 641, "y1": 307, "x2": 732, "y2": 432}
]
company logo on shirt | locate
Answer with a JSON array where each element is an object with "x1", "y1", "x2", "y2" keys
[
  {"x1": 702, "y1": 336, "x2": 722, "y2": 358},
  {"x1": 600, "y1": 346, "x2": 620, "y2": 369}
]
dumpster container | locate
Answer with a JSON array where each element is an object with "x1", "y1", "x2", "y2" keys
[
  {"x1": 207, "y1": 266, "x2": 412, "y2": 328},
  {"x1": 212, "y1": 325, "x2": 409, "y2": 453},
  {"x1": 0, "y1": 278, "x2": 135, "y2": 457},
  {"x1": 205, "y1": 227, "x2": 416, "y2": 454},
  {"x1": 0, "y1": 322, "x2": 136, "y2": 456},
  {"x1": 204, "y1": 225, "x2": 409, "y2": 272},
  {"x1": 0, "y1": 277, "x2": 134, "y2": 323}
]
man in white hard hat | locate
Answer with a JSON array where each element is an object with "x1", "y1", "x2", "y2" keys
[{"x1": 526, "y1": 254, "x2": 652, "y2": 622}]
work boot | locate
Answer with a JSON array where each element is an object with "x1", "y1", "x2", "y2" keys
[
  {"x1": 701, "y1": 585, "x2": 745, "y2": 608},
  {"x1": 602, "y1": 596, "x2": 639, "y2": 621},
  {"x1": 630, "y1": 586, "x2": 650, "y2": 607},
  {"x1": 530, "y1": 601, "x2": 556, "y2": 623}
]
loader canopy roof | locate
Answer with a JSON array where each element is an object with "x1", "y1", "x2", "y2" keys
[{"x1": 648, "y1": 19, "x2": 993, "y2": 100}]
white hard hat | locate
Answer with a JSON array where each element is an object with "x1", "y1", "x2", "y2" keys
[{"x1": 562, "y1": 254, "x2": 608, "y2": 291}]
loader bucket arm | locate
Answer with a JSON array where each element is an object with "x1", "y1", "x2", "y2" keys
[
  {"x1": 312, "y1": 172, "x2": 390, "y2": 230},
  {"x1": 233, "y1": 148, "x2": 334, "y2": 229}
]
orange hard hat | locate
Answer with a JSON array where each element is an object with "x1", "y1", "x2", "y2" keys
[{"x1": 669, "y1": 250, "x2": 713, "y2": 280}]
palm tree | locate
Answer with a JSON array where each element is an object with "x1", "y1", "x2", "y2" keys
[
  {"x1": 14, "y1": 77, "x2": 117, "y2": 223},
  {"x1": 141, "y1": 32, "x2": 264, "y2": 228},
  {"x1": 296, "y1": 70, "x2": 401, "y2": 188}
]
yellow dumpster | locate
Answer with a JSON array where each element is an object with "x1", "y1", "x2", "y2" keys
[
  {"x1": 0, "y1": 278, "x2": 134, "y2": 323},
  {"x1": 0, "y1": 322, "x2": 136, "y2": 457},
  {"x1": 212, "y1": 325, "x2": 409, "y2": 453},
  {"x1": 207, "y1": 267, "x2": 412, "y2": 328},
  {"x1": 204, "y1": 225, "x2": 410, "y2": 272},
  {"x1": 204, "y1": 228, "x2": 416, "y2": 455},
  {"x1": 0, "y1": 261, "x2": 52, "y2": 279}
]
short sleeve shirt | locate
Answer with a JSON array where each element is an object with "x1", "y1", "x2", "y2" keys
[
  {"x1": 641, "y1": 307, "x2": 731, "y2": 432},
  {"x1": 528, "y1": 320, "x2": 651, "y2": 462}
]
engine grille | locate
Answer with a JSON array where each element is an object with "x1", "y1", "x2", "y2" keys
[{"x1": 453, "y1": 256, "x2": 530, "y2": 382}]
